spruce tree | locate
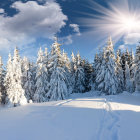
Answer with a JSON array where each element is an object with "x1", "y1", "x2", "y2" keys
[
  {"x1": 95, "y1": 37, "x2": 119, "y2": 95},
  {"x1": 83, "y1": 60, "x2": 93, "y2": 92},
  {"x1": 22, "y1": 57, "x2": 35, "y2": 102},
  {"x1": 47, "y1": 37, "x2": 70, "y2": 100},
  {"x1": 5, "y1": 48, "x2": 27, "y2": 107},
  {"x1": 135, "y1": 45, "x2": 140, "y2": 92},
  {"x1": 0, "y1": 56, "x2": 5, "y2": 104},
  {"x1": 71, "y1": 52, "x2": 76, "y2": 92},
  {"x1": 73, "y1": 52, "x2": 85, "y2": 93},
  {"x1": 5, "y1": 54, "x2": 12, "y2": 104},
  {"x1": 125, "y1": 61, "x2": 132, "y2": 92},
  {"x1": 34, "y1": 48, "x2": 48, "y2": 102},
  {"x1": 95, "y1": 49, "x2": 106, "y2": 92},
  {"x1": 116, "y1": 50, "x2": 124, "y2": 92}
]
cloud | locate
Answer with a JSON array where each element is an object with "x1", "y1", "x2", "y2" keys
[
  {"x1": 63, "y1": 35, "x2": 73, "y2": 45},
  {"x1": 124, "y1": 33, "x2": 140, "y2": 45},
  {"x1": 70, "y1": 24, "x2": 81, "y2": 36},
  {"x1": 0, "y1": 8, "x2": 4, "y2": 14},
  {"x1": 0, "y1": 1, "x2": 67, "y2": 51},
  {"x1": 118, "y1": 45, "x2": 126, "y2": 51}
]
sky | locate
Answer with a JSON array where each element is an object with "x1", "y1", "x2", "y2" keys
[{"x1": 0, "y1": 0, "x2": 140, "y2": 63}]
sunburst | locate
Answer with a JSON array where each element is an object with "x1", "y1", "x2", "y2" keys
[{"x1": 79, "y1": 0, "x2": 140, "y2": 44}]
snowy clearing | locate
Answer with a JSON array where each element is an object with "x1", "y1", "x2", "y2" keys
[{"x1": 0, "y1": 92, "x2": 140, "y2": 140}]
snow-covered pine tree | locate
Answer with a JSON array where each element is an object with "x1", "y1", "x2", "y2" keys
[
  {"x1": 125, "y1": 61, "x2": 133, "y2": 92},
  {"x1": 135, "y1": 45, "x2": 140, "y2": 92},
  {"x1": 62, "y1": 50, "x2": 72, "y2": 94},
  {"x1": 5, "y1": 54, "x2": 12, "y2": 104},
  {"x1": 83, "y1": 60, "x2": 93, "y2": 92},
  {"x1": 0, "y1": 56, "x2": 5, "y2": 104},
  {"x1": 116, "y1": 50, "x2": 124, "y2": 92},
  {"x1": 6, "y1": 48, "x2": 27, "y2": 107},
  {"x1": 73, "y1": 52, "x2": 85, "y2": 93},
  {"x1": 104, "y1": 37, "x2": 119, "y2": 94},
  {"x1": 70, "y1": 52, "x2": 76, "y2": 92},
  {"x1": 129, "y1": 49, "x2": 135, "y2": 92},
  {"x1": 95, "y1": 49, "x2": 106, "y2": 92},
  {"x1": 125, "y1": 48, "x2": 131, "y2": 66},
  {"x1": 130, "y1": 50, "x2": 135, "y2": 78},
  {"x1": 47, "y1": 37, "x2": 70, "y2": 100},
  {"x1": 96, "y1": 37, "x2": 119, "y2": 95},
  {"x1": 34, "y1": 48, "x2": 48, "y2": 102},
  {"x1": 93, "y1": 52, "x2": 102, "y2": 89},
  {"x1": 22, "y1": 57, "x2": 29, "y2": 87},
  {"x1": 120, "y1": 52, "x2": 126, "y2": 86},
  {"x1": 22, "y1": 57, "x2": 35, "y2": 102}
]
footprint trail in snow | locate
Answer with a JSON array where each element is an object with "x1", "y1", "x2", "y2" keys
[{"x1": 97, "y1": 97, "x2": 120, "y2": 140}]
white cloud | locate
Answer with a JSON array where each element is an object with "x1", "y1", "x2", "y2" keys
[
  {"x1": 0, "y1": 8, "x2": 4, "y2": 14},
  {"x1": 0, "y1": 1, "x2": 67, "y2": 51},
  {"x1": 118, "y1": 45, "x2": 126, "y2": 51},
  {"x1": 124, "y1": 33, "x2": 140, "y2": 45},
  {"x1": 70, "y1": 24, "x2": 81, "y2": 36},
  {"x1": 64, "y1": 35, "x2": 73, "y2": 45},
  {"x1": 59, "y1": 35, "x2": 73, "y2": 45}
]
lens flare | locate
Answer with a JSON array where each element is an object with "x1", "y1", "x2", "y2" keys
[{"x1": 79, "y1": 0, "x2": 140, "y2": 43}]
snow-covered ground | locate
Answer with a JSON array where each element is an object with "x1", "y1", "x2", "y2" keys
[{"x1": 0, "y1": 91, "x2": 140, "y2": 140}]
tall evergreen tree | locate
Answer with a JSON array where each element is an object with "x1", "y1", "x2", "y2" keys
[
  {"x1": 96, "y1": 37, "x2": 119, "y2": 95},
  {"x1": 5, "y1": 48, "x2": 27, "y2": 107},
  {"x1": 5, "y1": 54, "x2": 12, "y2": 104},
  {"x1": 116, "y1": 50, "x2": 124, "y2": 92},
  {"x1": 83, "y1": 60, "x2": 93, "y2": 91},
  {"x1": 73, "y1": 52, "x2": 85, "y2": 93},
  {"x1": 34, "y1": 48, "x2": 48, "y2": 102},
  {"x1": 125, "y1": 61, "x2": 133, "y2": 92},
  {"x1": 93, "y1": 52, "x2": 102, "y2": 89},
  {"x1": 0, "y1": 56, "x2": 5, "y2": 104},
  {"x1": 95, "y1": 49, "x2": 106, "y2": 92},
  {"x1": 120, "y1": 52, "x2": 126, "y2": 87},
  {"x1": 71, "y1": 52, "x2": 76, "y2": 92},
  {"x1": 135, "y1": 45, "x2": 140, "y2": 92},
  {"x1": 22, "y1": 57, "x2": 35, "y2": 102},
  {"x1": 47, "y1": 37, "x2": 70, "y2": 100}
]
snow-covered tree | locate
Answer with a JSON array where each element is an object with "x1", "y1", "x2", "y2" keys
[
  {"x1": 120, "y1": 52, "x2": 126, "y2": 85},
  {"x1": 95, "y1": 49, "x2": 106, "y2": 92},
  {"x1": 5, "y1": 48, "x2": 27, "y2": 107},
  {"x1": 34, "y1": 48, "x2": 48, "y2": 102},
  {"x1": 93, "y1": 52, "x2": 102, "y2": 89},
  {"x1": 129, "y1": 50, "x2": 135, "y2": 92},
  {"x1": 47, "y1": 37, "x2": 70, "y2": 100},
  {"x1": 0, "y1": 56, "x2": 5, "y2": 104},
  {"x1": 73, "y1": 52, "x2": 85, "y2": 93},
  {"x1": 135, "y1": 45, "x2": 140, "y2": 92},
  {"x1": 96, "y1": 37, "x2": 119, "y2": 95},
  {"x1": 125, "y1": 48, "x2": 131, "y2": 66},
  {"x1": 5, "y1": 54, "x2": 12, "y2": 102},
  {"x1": 70, "y1": 52, "x2": 76, "y2": 92},
  {"x1": 116, "y1": 50, "x2": 124, "y2": 92},
  {"x1": 125, "y1": 61, "x2": 132, "y2": 92},
  {"x1": 62, "y1": 50, "x2": 72, "y2": 93},
  {"x1": 22, "y1": 57, "x2": 35, "y2": 102},
  {"x1": 83, "y1": 60, "x2": 93, "y2": 91}
]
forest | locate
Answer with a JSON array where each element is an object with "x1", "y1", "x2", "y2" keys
[{"x1": 0, "y1": 37, "x2": 139, "y2": 107}]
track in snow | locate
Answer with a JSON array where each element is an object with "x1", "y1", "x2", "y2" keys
[{"x1": 97, "y1": 97, "x2": 120, "y2": 140}]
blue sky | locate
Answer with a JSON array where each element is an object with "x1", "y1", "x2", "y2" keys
[{"x1": 0, "y1": 0, "x2": 140, "y2": 63}]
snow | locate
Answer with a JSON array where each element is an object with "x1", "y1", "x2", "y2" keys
[{"x1": 0, "y1": 91, "x2": 140, "y2": 140}]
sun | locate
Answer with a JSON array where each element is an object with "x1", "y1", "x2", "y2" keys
[
  {"x1": 80, "y1": 0, "x2": 140, "y2": 42},
  {"x1": 119, "y1": 15, "x2": 140, "y2": 33}
]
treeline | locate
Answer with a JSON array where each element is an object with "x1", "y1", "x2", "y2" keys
[
  {"x1": 94, "y1": 37, "x2": 140, "y2": 94},
  {"x1": 0, "y1": 37, "x2": 139, "y2": 107}
]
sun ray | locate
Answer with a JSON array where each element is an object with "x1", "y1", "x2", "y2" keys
[{"x1": 79, "y1": 0, "x2": 140, "y2": 45}]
